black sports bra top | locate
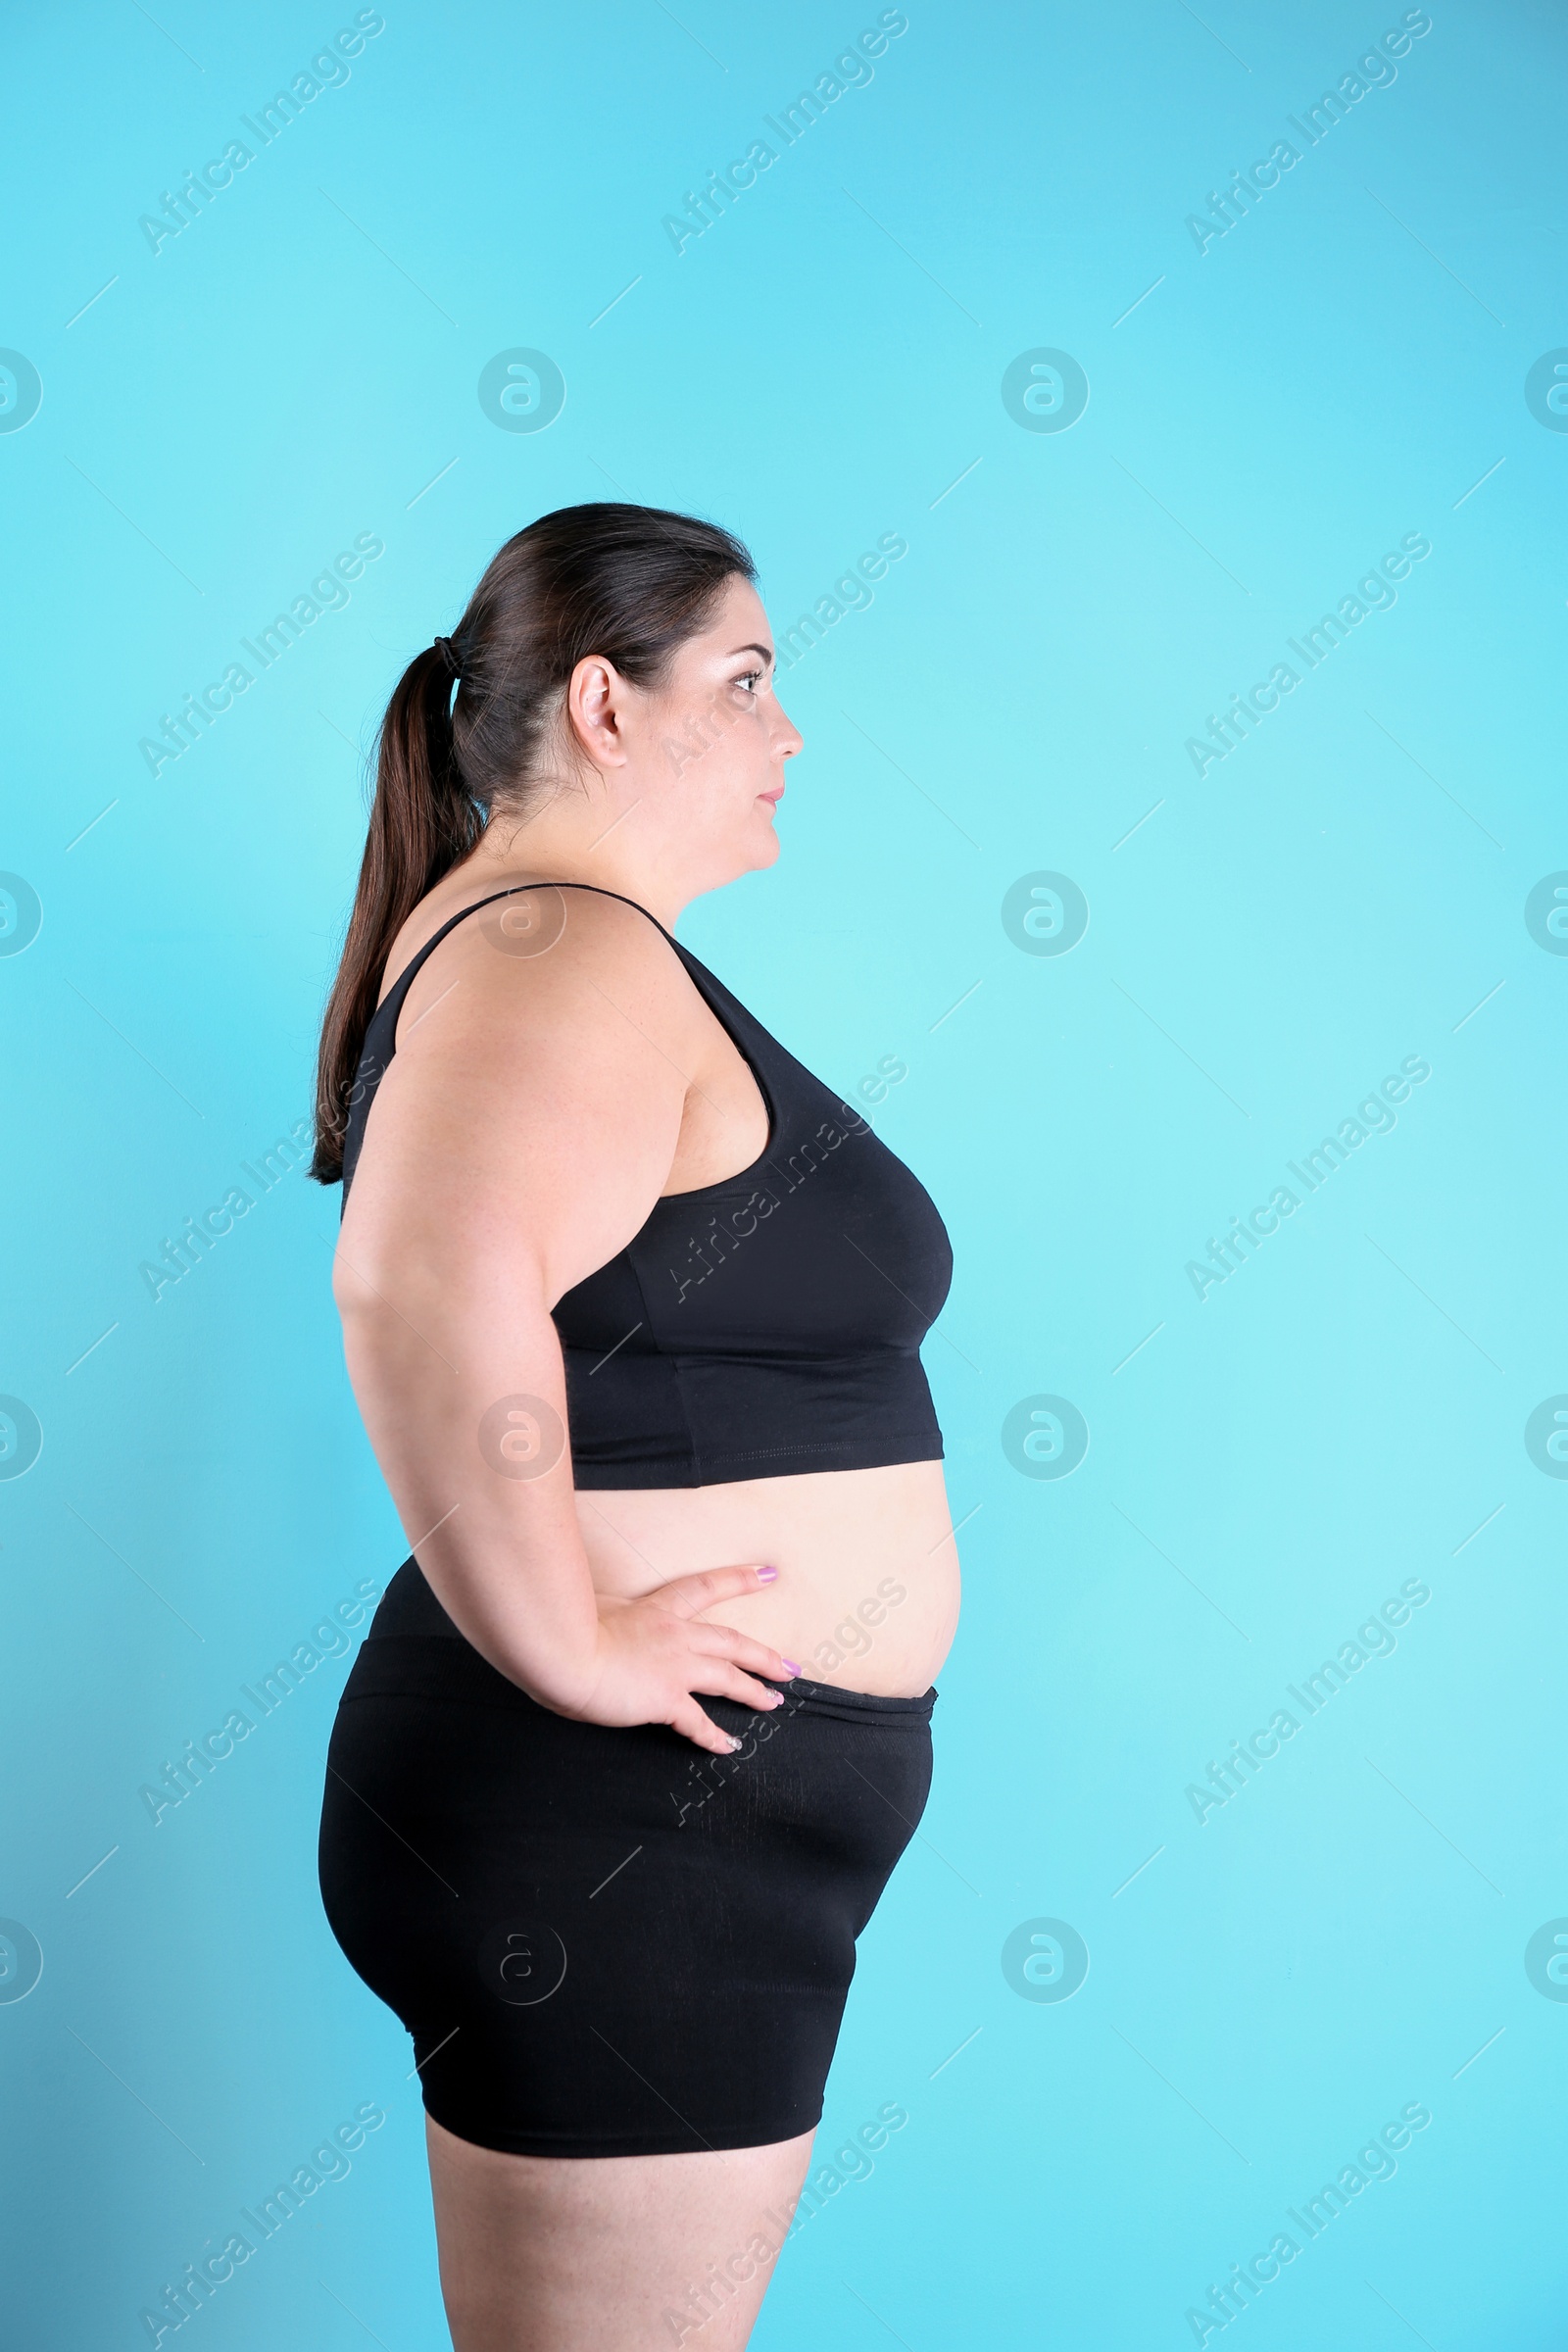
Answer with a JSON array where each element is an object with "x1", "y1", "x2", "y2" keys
[{"x1": 340, "y1": 882, "x2": 954, "y2": 1490}]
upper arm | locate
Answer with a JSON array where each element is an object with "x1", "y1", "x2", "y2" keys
[{"x1": 336, "y1": 897, "x2": 692, "y2": 1326}]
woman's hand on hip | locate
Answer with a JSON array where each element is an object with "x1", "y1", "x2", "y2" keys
[{"x1": 555, "y1": 1564, "x2": 799, "y2": 1754}]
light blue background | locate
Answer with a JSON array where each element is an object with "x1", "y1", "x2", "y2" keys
[{"x1": 3, "y1": 1, "x2": 1565, "y2": 2343}]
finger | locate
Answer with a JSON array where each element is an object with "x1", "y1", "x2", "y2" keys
[
  {"x1": 657, "y1": 1563, "x2": 778, "y2": 1620},
  {"x1": 684, "y1": 1623, "x2": 799, "y2": 1681},
  {"x1": 668, "y1": 1698, "x2": 743, "y2": 1756},
  {"x1": 687, "y1": 1662, "x2": 789, "y2": 1714}
]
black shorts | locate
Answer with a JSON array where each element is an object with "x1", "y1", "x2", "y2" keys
[{"x1": 318, "y1": 1561, "x2": 936, "y2": 2158}]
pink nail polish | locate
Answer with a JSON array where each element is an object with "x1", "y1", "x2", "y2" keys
[
  {"x1": 781, "y1": 1658, "x2": 802, "y2": 1678},
  {"x1": 757, "y1": 1565, "x2": 779, "y2": 1583}
]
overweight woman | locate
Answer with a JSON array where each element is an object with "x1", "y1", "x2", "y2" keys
[{"x1": 313, "y1": 503, "x2": 959, "y2": 2351}]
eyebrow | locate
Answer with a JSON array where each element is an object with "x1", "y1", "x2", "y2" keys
[{"x1": 726, "y1": 641, "x2": 775, "y2": 669}]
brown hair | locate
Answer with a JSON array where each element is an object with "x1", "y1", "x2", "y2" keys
[{"x1": 310, "y1": 501, "x2": 756, "y2": 1183}]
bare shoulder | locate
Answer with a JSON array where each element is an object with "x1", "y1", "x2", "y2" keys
[
  {"x1": 345, "y1": 881, "x2": 697, "y2": 1299},
  {"x1": 395, "y1": 878, "x2": 694, "y2": 1048}
]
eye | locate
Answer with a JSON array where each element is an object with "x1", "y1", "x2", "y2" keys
[{"x1": 732, "y1": 668, "x2": 763, "y2": 695}]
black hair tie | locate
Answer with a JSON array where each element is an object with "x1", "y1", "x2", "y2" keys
[{"x1": 433, "y1": 635, "x2": 462, "y2": 681}]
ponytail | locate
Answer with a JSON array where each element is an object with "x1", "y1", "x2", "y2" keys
[
  {"x1": 310, "y1": 642, "x2": 480, "y2": 1182},
  {"x1": 310, "y1": 501, "x2": 757, "y2": 1186}
]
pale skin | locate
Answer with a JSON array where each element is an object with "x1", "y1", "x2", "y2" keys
[{"x1": 335, "y1": 575, "x2": 961, "y2": 2349}]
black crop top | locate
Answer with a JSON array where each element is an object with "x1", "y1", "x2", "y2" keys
[{"x1": 340, "y1": 883, "x2": 953, "y2": 1489}]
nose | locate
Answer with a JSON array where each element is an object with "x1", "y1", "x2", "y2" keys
[{"x1": 771, "y1": 697, "x2": 804, "y2": 760}]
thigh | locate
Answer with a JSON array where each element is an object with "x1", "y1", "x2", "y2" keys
[{"x1": 425, "y1": 2114, "x2": 815, "y2": 2352}]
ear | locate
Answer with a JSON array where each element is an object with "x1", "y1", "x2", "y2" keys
[{"x1": 564, "y1": 653, "x2": 630, "y2": 770}]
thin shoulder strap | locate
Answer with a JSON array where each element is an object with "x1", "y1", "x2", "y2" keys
[{"x1": 377, "y1": 880, "x2": 680, "y2": 1042}]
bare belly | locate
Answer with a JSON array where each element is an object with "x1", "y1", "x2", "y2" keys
[{"x1": 573, "y1": 1459, "x2": 961, "y2": 1697}]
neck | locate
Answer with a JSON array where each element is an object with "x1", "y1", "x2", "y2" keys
[{"x1": 463, "y1": 801, "x2": 689, "y2": 932}]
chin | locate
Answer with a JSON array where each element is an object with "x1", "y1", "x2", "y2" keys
[{"x1": 750, "y1": 814, "x2": 783, "y2": 867}]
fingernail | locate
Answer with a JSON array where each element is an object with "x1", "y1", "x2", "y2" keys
[
  {"x1": 781, "y1": 1658, "x2": 802, "y2": 1678},
  {"x1": 728, "y1": 1736, "x2": 743, "y2": 1751},
  {"x1": 757, "y1": 1565, "x2": 779, "y2": 1583}
]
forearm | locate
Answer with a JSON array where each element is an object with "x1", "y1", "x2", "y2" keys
[{"x1": 338, "y1": 1287, "x2": 601, "y2": 1708}]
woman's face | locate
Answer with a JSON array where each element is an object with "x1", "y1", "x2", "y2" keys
[{"x1": 571, "y1": 574, "x2": 803, "y2": 887}]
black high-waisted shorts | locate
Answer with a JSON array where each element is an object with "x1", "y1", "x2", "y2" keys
[{"x1": 318, "y1": 1560, "x2": 936, "y2": 2157}]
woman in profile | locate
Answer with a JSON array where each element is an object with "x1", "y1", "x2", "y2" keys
[{"x1": 314, "y1": 503, "x2": 959, "y2": 2350}]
